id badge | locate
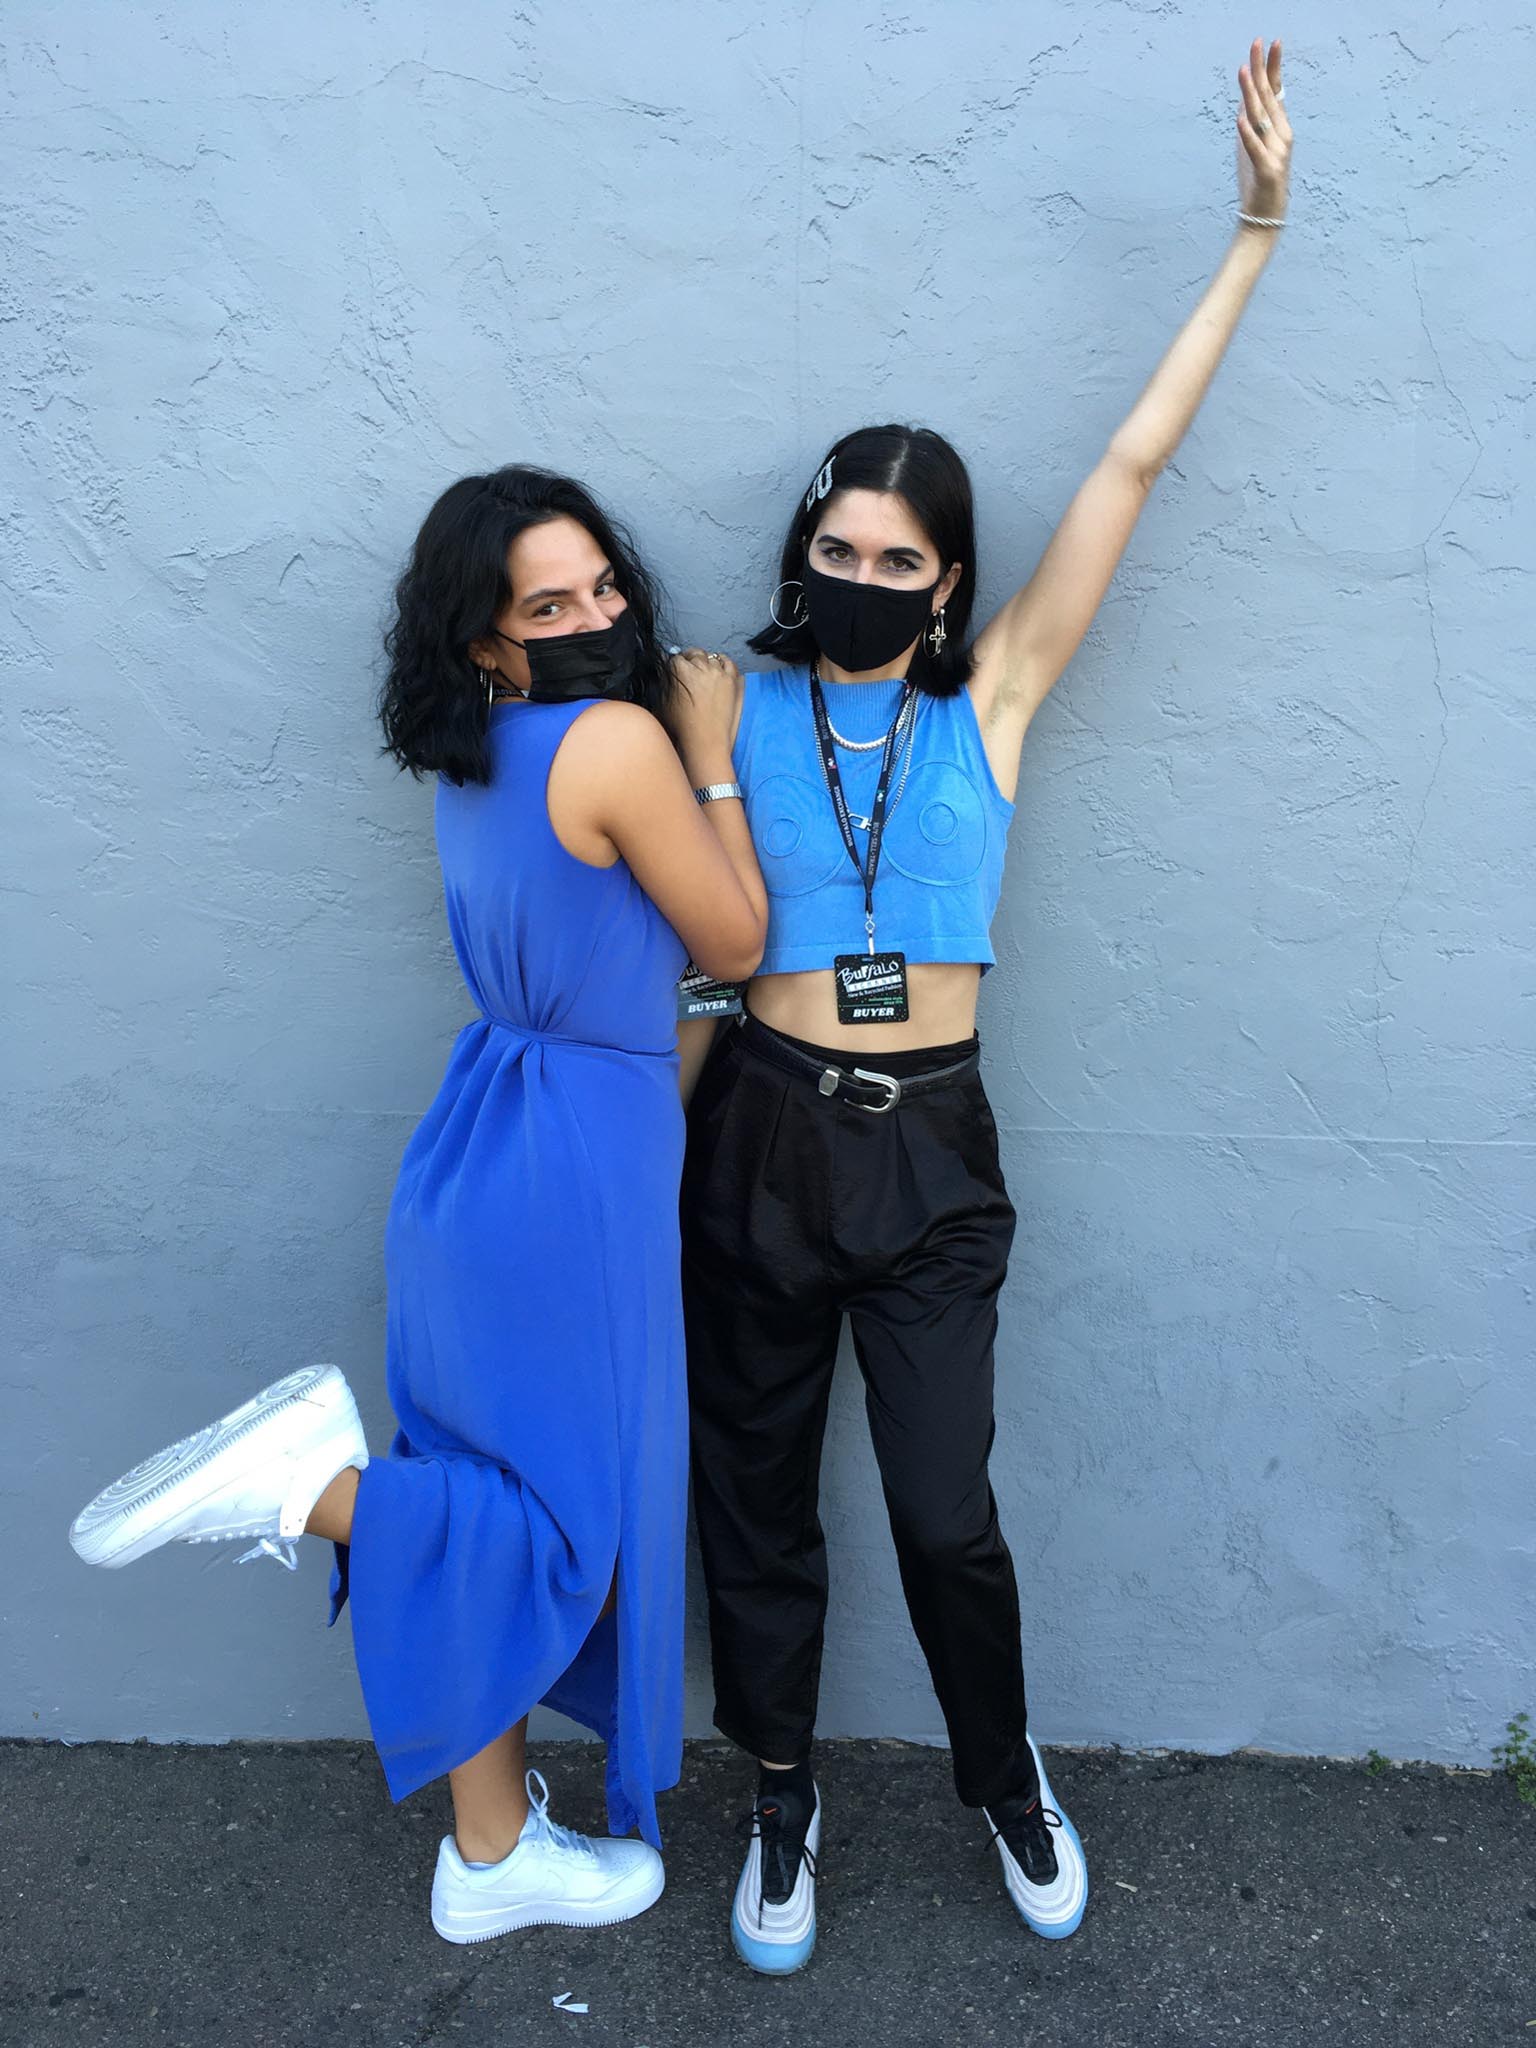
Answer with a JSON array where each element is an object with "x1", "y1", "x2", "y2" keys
[
  {"x1": 833, "y1": 951, "x2": 910, "y2": 1026},
  {"x1": 677, "y1": 960, "x2": 744, "y2": 1022}
]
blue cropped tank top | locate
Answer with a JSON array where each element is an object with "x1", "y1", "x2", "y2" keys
[{"x1": 734, "y1": 666, "x2": 1015, "y2": 977}]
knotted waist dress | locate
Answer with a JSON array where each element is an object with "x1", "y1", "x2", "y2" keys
[{"x1": 332, "y1": 697, "x2": 688, "y2": 1846}]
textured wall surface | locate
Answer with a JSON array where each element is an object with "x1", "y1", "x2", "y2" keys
[{"x1": 5, "y1": 3, "x2": 1532, "y2": 1771}]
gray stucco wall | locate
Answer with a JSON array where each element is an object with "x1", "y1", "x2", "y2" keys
[{"x1": 6, "y1": 4, "x2": 1531, "y2": 1770}]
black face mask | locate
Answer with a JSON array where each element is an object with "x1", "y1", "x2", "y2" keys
[
  {"x1": 494, "y1": 605, "x2": 640, "y2": 702},
  {"x1": 802, "y1": 561, "x2": 939, "y2": 674}
]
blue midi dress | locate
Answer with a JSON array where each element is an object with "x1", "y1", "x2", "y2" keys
[{"x1": 330, "y1": 697, "x2": 688, "y2": 1847}]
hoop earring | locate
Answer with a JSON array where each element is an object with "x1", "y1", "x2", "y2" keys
[
  {"x1": 926, "y1": 607, "x2": 948, "y2": 657},
  {"x1": 479, "y1": 665, "x2": 496, "y2": 710},
  {"x1": 769, "y1": 579, "x2": 810, "y2": 631}
]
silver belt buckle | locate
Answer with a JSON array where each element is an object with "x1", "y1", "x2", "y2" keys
[{"x1": 850, "y1": 1067, "x2": 902, "y2": 1114}]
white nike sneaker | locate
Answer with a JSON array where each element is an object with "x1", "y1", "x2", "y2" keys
[
  {"x1": 731, "y1": 1781, "x2": 820, "y2": 1975},
  {"x1": 983, "y1": 1733, "x2": 1089, "y2": 1940},
  {"x1": 68, "y1": 1365, "x2": 369, "y2": 1571},
  {"x1": 431, "y1": 1770, "x2": 665, "y2": 1943}
]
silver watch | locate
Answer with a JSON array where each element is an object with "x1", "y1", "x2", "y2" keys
[{"x1": 694, "y1": 782, "x2": 743, "y2": 806}]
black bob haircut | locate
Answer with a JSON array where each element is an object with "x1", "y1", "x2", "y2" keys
[
  {"x1": 379, "y1": 465, "x2": 674, "y2": 786},
  {"x1": 747, "y1": 423, "x2": 979, "y2": 696}
]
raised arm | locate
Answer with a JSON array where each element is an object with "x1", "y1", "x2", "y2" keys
[{"x1": 971, "y1": 39, "x2": 1294, "y2": 754}]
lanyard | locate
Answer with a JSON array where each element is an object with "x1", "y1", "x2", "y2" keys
[{"x1": 809, "y1": 674, "x2": 918, "y2": 956}]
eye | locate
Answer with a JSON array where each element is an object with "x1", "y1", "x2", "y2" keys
[
  {"x1": 818, "y1": 541, "x2": 851, "y2": 562},
  {"x1": 595, "y1": 577, "x2": 617, "y2": 597},
  {"x1": 532, "y1": 601, "x2": 562, "y2": 620}
]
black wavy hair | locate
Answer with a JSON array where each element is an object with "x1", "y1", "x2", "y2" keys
[
  {"x1": 379, "y1": 465, "x2": 674, "y2": 785},
  {"x1": 747, "y1": 423, "x2": 978, "y2": 696}
]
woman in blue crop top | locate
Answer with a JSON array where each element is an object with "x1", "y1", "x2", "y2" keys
[{"x1": 680, "y1": 39, "x2": 1293, "y2": 1970}]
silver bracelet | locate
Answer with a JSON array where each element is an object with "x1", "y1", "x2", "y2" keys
[
  {"x1": 1238, "y1": 211, "x2": 1287, "y2": 229},
  {"x1": 695, "y1": 782, "x2": 743, "y2": 806}
]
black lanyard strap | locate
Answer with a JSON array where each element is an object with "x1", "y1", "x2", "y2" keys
[{"x1": 809, "y1": 674, "x2": 917, "y2": 954}]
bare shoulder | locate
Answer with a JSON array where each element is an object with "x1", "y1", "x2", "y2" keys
[
  {"x1": 546, "y1": 700, "x2": 688, "y2": 861},
  {"x1": 554, "y1": 699, "x2": 673, "y2": 772}
]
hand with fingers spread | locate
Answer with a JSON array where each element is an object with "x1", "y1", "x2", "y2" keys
[{"x1": 1236, "y1": 36, "x2": 1293, "y2": 229}]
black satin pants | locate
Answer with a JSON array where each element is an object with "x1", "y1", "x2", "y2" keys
[{"x1": 681, "y1": 1014, "x2": 1034, "y2": 1808}]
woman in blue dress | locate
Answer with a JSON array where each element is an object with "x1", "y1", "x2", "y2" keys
[{"x1": 70, "y1": 465, "x2": 766, "y2": 1943}]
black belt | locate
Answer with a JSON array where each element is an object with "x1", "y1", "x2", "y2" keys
[{"x1": 738, "y1": 1018, "x2": 980, "y2": 1116}]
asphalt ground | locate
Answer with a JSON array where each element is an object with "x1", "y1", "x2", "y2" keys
[{"x1": 4, "y1": 1737, "x2": 1532, "y2": 2048}]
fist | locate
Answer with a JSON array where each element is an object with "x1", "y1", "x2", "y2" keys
[{"x1": 665, "y1": 647, "x2": 744, "y2": 766}]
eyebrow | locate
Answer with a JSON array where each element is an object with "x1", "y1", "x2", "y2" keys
[
  {"x1": 521, "y1": 563, "x2": 616, "y2": 605},
  {"x1": 816, "y1": 531, "x2": 924, "y2": 560}
]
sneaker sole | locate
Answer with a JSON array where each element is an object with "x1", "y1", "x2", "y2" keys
[
  {"x1": 432, "y1": 1862, "x2": 666, "y2": 1943},
  {"x1": 69, "y1": 1366, "x2": 350, "y2": 1569},
  {"x1": 731, "y1": 1917, "x2": 816, "y2": 1975}
]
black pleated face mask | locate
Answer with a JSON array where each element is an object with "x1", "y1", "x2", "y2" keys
[
  {"x1": 494, "y1": 605, "x2": 640, "y2": 702},
  {"x1": 802, "y1": 562, "x2": 939, "y2": 674}
]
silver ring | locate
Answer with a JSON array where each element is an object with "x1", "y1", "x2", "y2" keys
[
  {"x1": 1275, "y1": 86, "x2": 1285, "y2": 101},
  {"x1": 1254, "y1": 115, "x2": 1271, "y2": 135}
]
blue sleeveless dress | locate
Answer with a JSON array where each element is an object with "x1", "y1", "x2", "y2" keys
[{"x1": 333, "y1": 698, "x2": 688, "y2": 1848}]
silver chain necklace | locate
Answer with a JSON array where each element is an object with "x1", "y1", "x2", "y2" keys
[
  {"x1": 827, "y1": 714, "x2": 895, "y2": 752},
  {"x1": 813, "y1": 663, "x2": 905, "y2": 752}
]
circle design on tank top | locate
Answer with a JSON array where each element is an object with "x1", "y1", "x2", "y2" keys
[
  {"x1": 885, "y1": 761, "x2": 987, "y2": 885},
  {"x1": 746, "y1": 772, "x2": 844, "y2": 897}
]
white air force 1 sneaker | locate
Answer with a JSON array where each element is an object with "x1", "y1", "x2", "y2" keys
[
  {"x1": 69, "y1": 1364, "x2": 369, "y2": 1571},
  {"x1": 431, "y1": 1770, "x2": 666, "y2": 1943}
]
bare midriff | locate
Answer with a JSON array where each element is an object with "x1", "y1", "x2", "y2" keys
[{"x1": 746, "y1": 960, "x2": 983, "y2": 1054}]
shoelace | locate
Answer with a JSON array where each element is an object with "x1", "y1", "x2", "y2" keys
[
  {"x1": 740, "y1": 1797, "x2": 817, "y2": 1925},
  {"x1": 522, "y1": 1768, "x2": 597, "y2": 1864},
  {"x1": 988, "y1": 1799, "x2": 1064, "y2": 1883},
  {"x1": 234, "y1": 1537, "x2": 299, "y2": 1571}
]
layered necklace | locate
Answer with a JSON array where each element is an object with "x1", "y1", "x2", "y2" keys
[{"x1": 811, "y1": 663, "x2": 922, "y2": 830}]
